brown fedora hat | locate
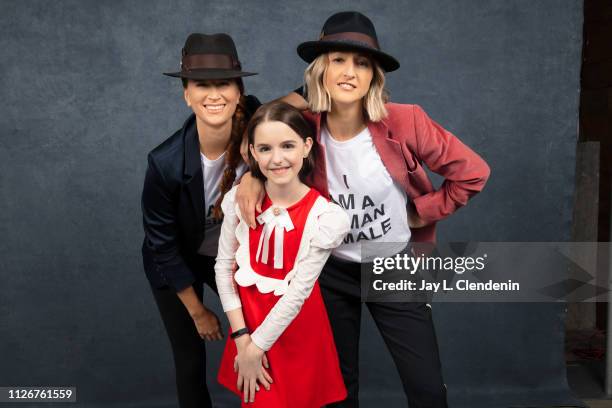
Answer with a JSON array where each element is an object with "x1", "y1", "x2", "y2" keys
[
  {"x1": 164, "y1": 33, "x2": 257, "y2": 80},
  {"x1": 297, "y1": 11, "x2": 400, "y2": 72}
]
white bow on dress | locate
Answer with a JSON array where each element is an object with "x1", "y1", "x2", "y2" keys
[{"x1": 256, "y1": 206, "x2": 294, "y2": 269}]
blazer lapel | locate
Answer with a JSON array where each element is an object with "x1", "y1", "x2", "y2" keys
[
  {"x1": 183, "y1": 115, "x2": 206, "y2": 230},
  {"x1": 368, "y1": 120, "x2": 411, "y2": 194}
]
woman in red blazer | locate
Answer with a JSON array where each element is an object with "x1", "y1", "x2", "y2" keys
[{"x1": 238, "y1": 12, "x2": 489, "y2": 407}]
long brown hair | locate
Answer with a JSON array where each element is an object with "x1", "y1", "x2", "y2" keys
[{"x1": 211, "y1": 93, "x2": 248, "y2": 220}]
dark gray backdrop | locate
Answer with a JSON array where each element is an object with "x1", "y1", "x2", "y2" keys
[{"x1": 0, "y1": 1, "x2": 583, "y2": 407}]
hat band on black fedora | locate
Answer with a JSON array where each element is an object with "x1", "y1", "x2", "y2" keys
[
  {"x1": 320, "y1": 32, "x2": 379, "y2": 49},
  {"x1": 181, "y1": 54, "x2": 240, "y2": 71}
]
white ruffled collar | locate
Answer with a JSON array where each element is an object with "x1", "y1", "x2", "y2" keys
[{"x1": 232, "y1": 196, "x2": 329, "y2": 296}]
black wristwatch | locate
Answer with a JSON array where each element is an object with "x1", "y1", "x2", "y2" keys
[{"x1": 230, "y1": 327, "x2": 250, "y2": 339}]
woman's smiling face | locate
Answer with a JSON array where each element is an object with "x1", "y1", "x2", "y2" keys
[
  {"x1": 249, "y1": 120, "x2": 312, "y2": 186},
  {"x1": 183, "y1": 79, "x2": 240, "y2": 128},
  {"x1": 324, "y1": 51, "x2": 374, "y2": 107}
]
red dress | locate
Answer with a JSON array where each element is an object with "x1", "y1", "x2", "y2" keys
[{"x1": 217, "y1": 188, "x2": 347, "y2": 408}]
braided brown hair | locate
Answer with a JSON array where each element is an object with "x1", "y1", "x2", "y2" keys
[{"x1": 210, "y1": 93, "x2": 248, "y2": 220}]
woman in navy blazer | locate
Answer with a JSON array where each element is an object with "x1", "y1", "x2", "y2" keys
[{"x1": 141, "y1": 33, "x2": 260, "y2": 408}]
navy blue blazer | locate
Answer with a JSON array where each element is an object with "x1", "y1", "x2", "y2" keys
[{"x1": 141, "y1": 96, "x2": 260, "y2": 291}]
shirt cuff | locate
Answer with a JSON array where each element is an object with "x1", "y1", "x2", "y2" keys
[{"x1": 250, "y1": 330, "x2": 271, "y2": 352}]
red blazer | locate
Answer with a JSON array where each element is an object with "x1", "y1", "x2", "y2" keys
[{"x1": 303, "y1": 103, "x2": 491, "y2": 243}]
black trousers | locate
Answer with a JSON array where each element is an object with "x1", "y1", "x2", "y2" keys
[
  {"x1": 150, "y1": 256, "x2": 218, "y2": 408},
  {"x1": 320, "y1": 256, "x2": 448, "y2": 408}
]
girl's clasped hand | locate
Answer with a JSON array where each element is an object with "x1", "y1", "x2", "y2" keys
[{"x1": 233, "y1": 335, "x2": 272, "y2": 403}]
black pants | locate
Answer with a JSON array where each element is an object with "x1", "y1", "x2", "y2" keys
[
  {"x1": 150, "y1": 256, "x2": 218, "y2": 408},
  {"x1": 320, "y1": 256, "x2": 448, "y2": 408}
]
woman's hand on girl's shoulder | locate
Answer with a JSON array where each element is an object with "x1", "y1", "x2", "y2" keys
[{"x1": 236, "y1": 172, "x2": 265, "y2": 229}]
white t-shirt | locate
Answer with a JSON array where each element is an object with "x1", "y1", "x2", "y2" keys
[
  {"x1": 199, "y1": 151, "x2": 247, "y2": 256},
  {"x1": 321, "y1": 126, "x2": 411, "y2": 262}
]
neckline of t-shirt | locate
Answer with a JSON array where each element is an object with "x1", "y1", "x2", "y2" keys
[
  {"x1": 322, "y1": 125, "x2": 370, "y2": 147},
  {"x1": 200, "y1": 151, "x2": 226, "y2": 166}
]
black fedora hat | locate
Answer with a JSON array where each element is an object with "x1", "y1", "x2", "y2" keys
[
  {"x1": 164, "y1": 33, "x2": 257, "y2": 80},
  {"x1": 297, "y1": 11, "x2": 399, "y2": 72}
]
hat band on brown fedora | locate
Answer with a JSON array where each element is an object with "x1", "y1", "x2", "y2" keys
[
  {"x1": 181, "y1": 54, "x2": 240, "y2": 71},
  {"x1": 320, "y1": 32, "x2": 379, "y2": 49}
]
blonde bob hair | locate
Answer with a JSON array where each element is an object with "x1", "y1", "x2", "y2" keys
[{"x1": 304, "y1": 52, "x2": 389, "y2": 122}]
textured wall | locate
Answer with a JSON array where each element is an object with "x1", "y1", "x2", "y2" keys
[{"x1": 0, "y1": 1, "x2": 583, "y2": 407}]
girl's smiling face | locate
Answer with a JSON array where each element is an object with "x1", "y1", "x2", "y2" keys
[{"x1": 249, "y1": 121, "x2": 313, "y2": 186}]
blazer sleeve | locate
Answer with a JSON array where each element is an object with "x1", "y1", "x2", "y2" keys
[
  {"x1": 411, "y1": 105, "x2": 491, "y2": 223},
  {"x1": 141, "y1": 154, "x2": 195, "y2": 292}
]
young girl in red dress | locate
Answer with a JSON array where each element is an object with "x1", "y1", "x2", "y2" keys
[{"x1": 215, "y1": 101, "x2": 349, "y2": 407}]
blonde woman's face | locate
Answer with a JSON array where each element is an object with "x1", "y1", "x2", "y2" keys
[
  {"x1": 324, "y1": 51, "x2": 373, "y2": 107},
  {"x1": 183, "y1": 79, "x2": 240, "y2": 128}
]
